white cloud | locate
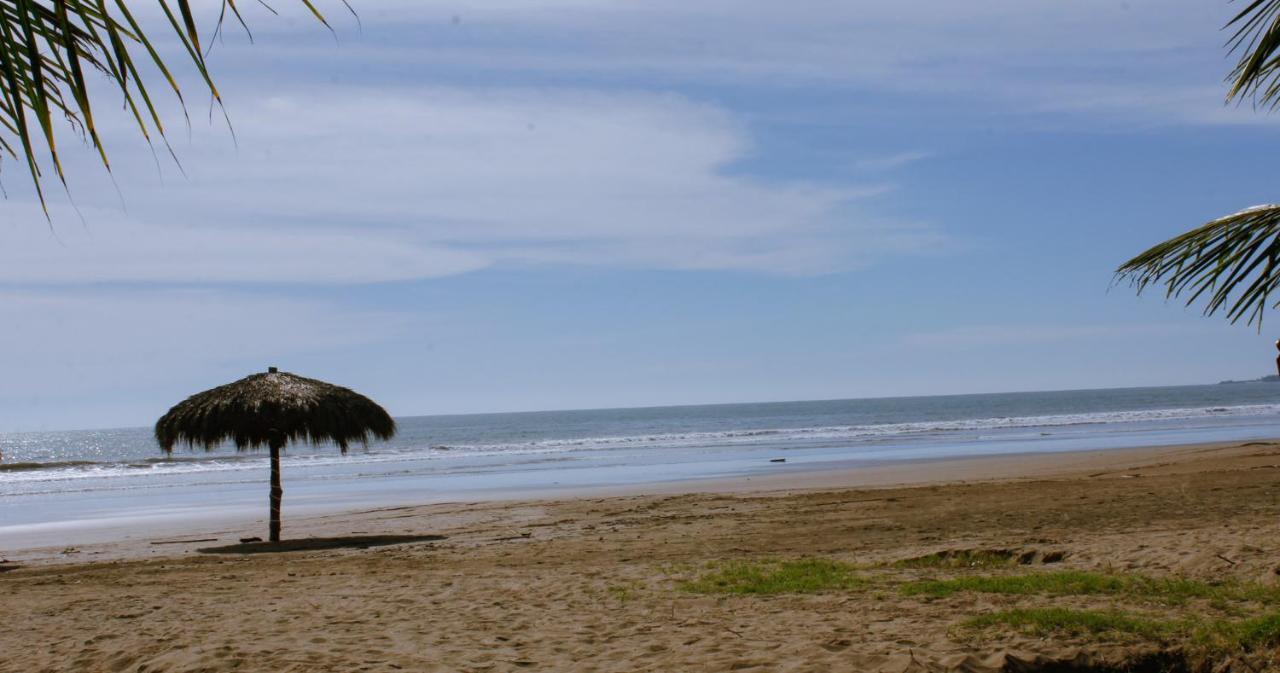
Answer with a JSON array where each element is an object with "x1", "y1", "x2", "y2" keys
[
  {"x1": 117, "y1": 0, "x2": 1256, "y2": 130},
  {"x1": 186, "y1": 0, "x2": 1252, "y2": 127},
  {"x1": 9, "y1": 87, "x2": 942, "y2": 282},
  {"x1": 5, "y1": 1, "x2": 1252, "y2": 290},
  {"x1": 903, "y1": 323, "x2": 1204, "y2": 350},
  {"x1": 0, "y1": 288, "x2": 425, "y2": 398},
  {"x1": 853, "y1": 152, "x2": 933, "y2": 172},
  {"x1": 7, "y1": 2, "x2": 1248, "y2": 285},
  {"x1": 0, "y1": 204, "x2": 490, "y2": 283}
]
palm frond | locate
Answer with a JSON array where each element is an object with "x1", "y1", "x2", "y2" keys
[
  {"x1": 1120, "y1": 4, "x2": 1280, "y2": 328},
  {"x1": 1116, "y1": 204, "x2": 1280, "y2": 327},
  {"x1": 0, "y1": 0, "x2": 333, "y2": 215},
  {"x1": 1226, "y1": 0, "x2": 1280, "y2": 106}
]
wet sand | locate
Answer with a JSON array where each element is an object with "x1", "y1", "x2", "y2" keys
[{"x1": 4, "y1": 439, "x2": 1280, "y2": 672}]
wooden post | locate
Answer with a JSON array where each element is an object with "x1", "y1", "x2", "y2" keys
[{"x1": 269, "y1": 436, "x2": 284, "y2": 542}]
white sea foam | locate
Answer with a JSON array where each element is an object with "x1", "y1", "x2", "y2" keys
[
  {"x1": 426, "y1": 402, "x2": 1280, "y2": 451},
  {"x1": 4, "y1": 401, "x2": 1279, "y2": 487}
]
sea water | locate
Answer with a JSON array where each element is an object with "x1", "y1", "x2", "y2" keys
[{"x1": 4, "y1": 383, "x2": 1280, "y2": 546}]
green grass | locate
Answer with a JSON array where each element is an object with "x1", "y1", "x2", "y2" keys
[
  {"x1": 1197, "y1": 612, "x2": 1280, "y2": 651},
  {"x1": 964, "y1": 608, "x2": 1174, "y2": 641},
  {"x1": 893, "y1": 550, "x2": 1017, "y2": 569},
  {"x1": 901, "y1": 570, "x2": 1280, "y2": 606},
  {"x1": 967, "y1": 608, "x2": 1280, "y2": 654},
  {"x1": 680, "y1": 558, "x2": 865, "y2": 595},
  {"x1": 673, "y1": 556, "x2": 1280, "y2": 658},
  {"x1": 607, "y1": 581, "x2": 642, "y2": 602}
]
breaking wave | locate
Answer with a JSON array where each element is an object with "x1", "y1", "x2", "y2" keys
[{"x1": 4, "y1": 401, "x2": 1278, "y2": 486}]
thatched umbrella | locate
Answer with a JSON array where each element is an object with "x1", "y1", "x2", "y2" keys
[{"x1": 156, "y1": 367, "x2": 397, "y2": 542}]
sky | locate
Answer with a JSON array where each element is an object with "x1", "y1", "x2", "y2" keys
[{"x1": 3, "y1": 0, "x2": 1280, "y2": 431}]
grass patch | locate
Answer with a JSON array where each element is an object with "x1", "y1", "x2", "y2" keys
[
  {"x1": 902, "y1": 570, "x2": 1280, "y2": 606},
  {"x1": 964, "y1": 608, "x2": 1175, "y2": 641},
  {"x1": 894, "y1": 550, "x2": 1018, "y2": 569},
  {"x1": 681, "y1": 558, "x2": 864, "y2": 595},
  {"x1": 968, "y1": 608, "x2": 1280, "y2": 654},
  {"x1": 1197, "y1": 612, "x2": 1280, "y2": 651},
  {"x1": 607, "y1": 581, "x2": 643, "y2": 602},
  {"x1": 941, "y1": 572, "x2": 1280, "y2": 660}
]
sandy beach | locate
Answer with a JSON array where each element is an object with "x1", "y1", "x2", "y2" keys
[
  {"x1": 10, "y1": 1, "x2": 1280, "y2": 672},
  {"x1": 5, "y1": 439, "x2": 1280, "y2": 672}
]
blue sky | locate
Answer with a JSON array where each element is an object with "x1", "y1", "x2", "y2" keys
[{"x1": 2, "y1": 0, "x2": 1279, "y2": 431}]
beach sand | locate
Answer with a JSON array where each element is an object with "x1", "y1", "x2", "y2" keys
[{"x1": 4, "y1": 439, "x2": 1280, "y2": 672}]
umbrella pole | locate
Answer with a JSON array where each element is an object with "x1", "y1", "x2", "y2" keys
[{"x1": 269, "y1": 438, "x2": 284, "y2": 542}]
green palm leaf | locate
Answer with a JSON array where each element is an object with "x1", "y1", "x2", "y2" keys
[
  {"x1": 1227, "y1": 0, "x2": 1280, "y2": 106},
  {"x1": 1117, "y1": 205, "x2": 1280, "y2": 326},
  {"x1": 0, "y1": 0, "x2": 333, "y2": 215},
  {"x1": 1119, "y1": 2, "x2": 1280, "y2": 326}
]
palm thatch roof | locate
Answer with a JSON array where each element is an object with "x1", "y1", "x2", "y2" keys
[{"x1": 155, "y1": 368, "x2": 396, "y2": 454}]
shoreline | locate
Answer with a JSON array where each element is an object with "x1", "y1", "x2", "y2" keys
[
  {"x1": 8, "y1": 388, "x2": 1280, "y2": 556},
  {"x1": 1, "y1": 437, "x2": 1260, "y2": 565},
  {"x1": 7, "y1": 437, "x2": 1280, "y2": 672}
]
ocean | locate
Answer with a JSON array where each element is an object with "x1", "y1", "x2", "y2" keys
[{"x1": 4, "y1": 382, "x2": 1280, "y2": 547}]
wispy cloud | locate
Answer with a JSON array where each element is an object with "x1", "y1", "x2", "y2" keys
[
  {"x1": 853, "y1": 151, "x2": 933, "y2": 172},
  {"x1": 903, "y1": 323, "x2": 1204, "y2": 350},
  {"x1": 12, "y1": 87, "x2": 945, "y2": 283},
  {"x1": 6, "y1": 0, "x2": 1252, "y2": 288},
  {"x1": 0, "y1": 288, "x2": 429, "y2": 400},
  {"x1": 0, "y1": 205, "x2": 490, "y2": 284},
  {"x1": 182, "y1": 0, "x2": 1255, "y2": 128}
]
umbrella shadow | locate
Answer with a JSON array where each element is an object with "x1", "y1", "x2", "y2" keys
[{"x1": 197, "y1": 534, "x2": 445, "y2": 555}]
